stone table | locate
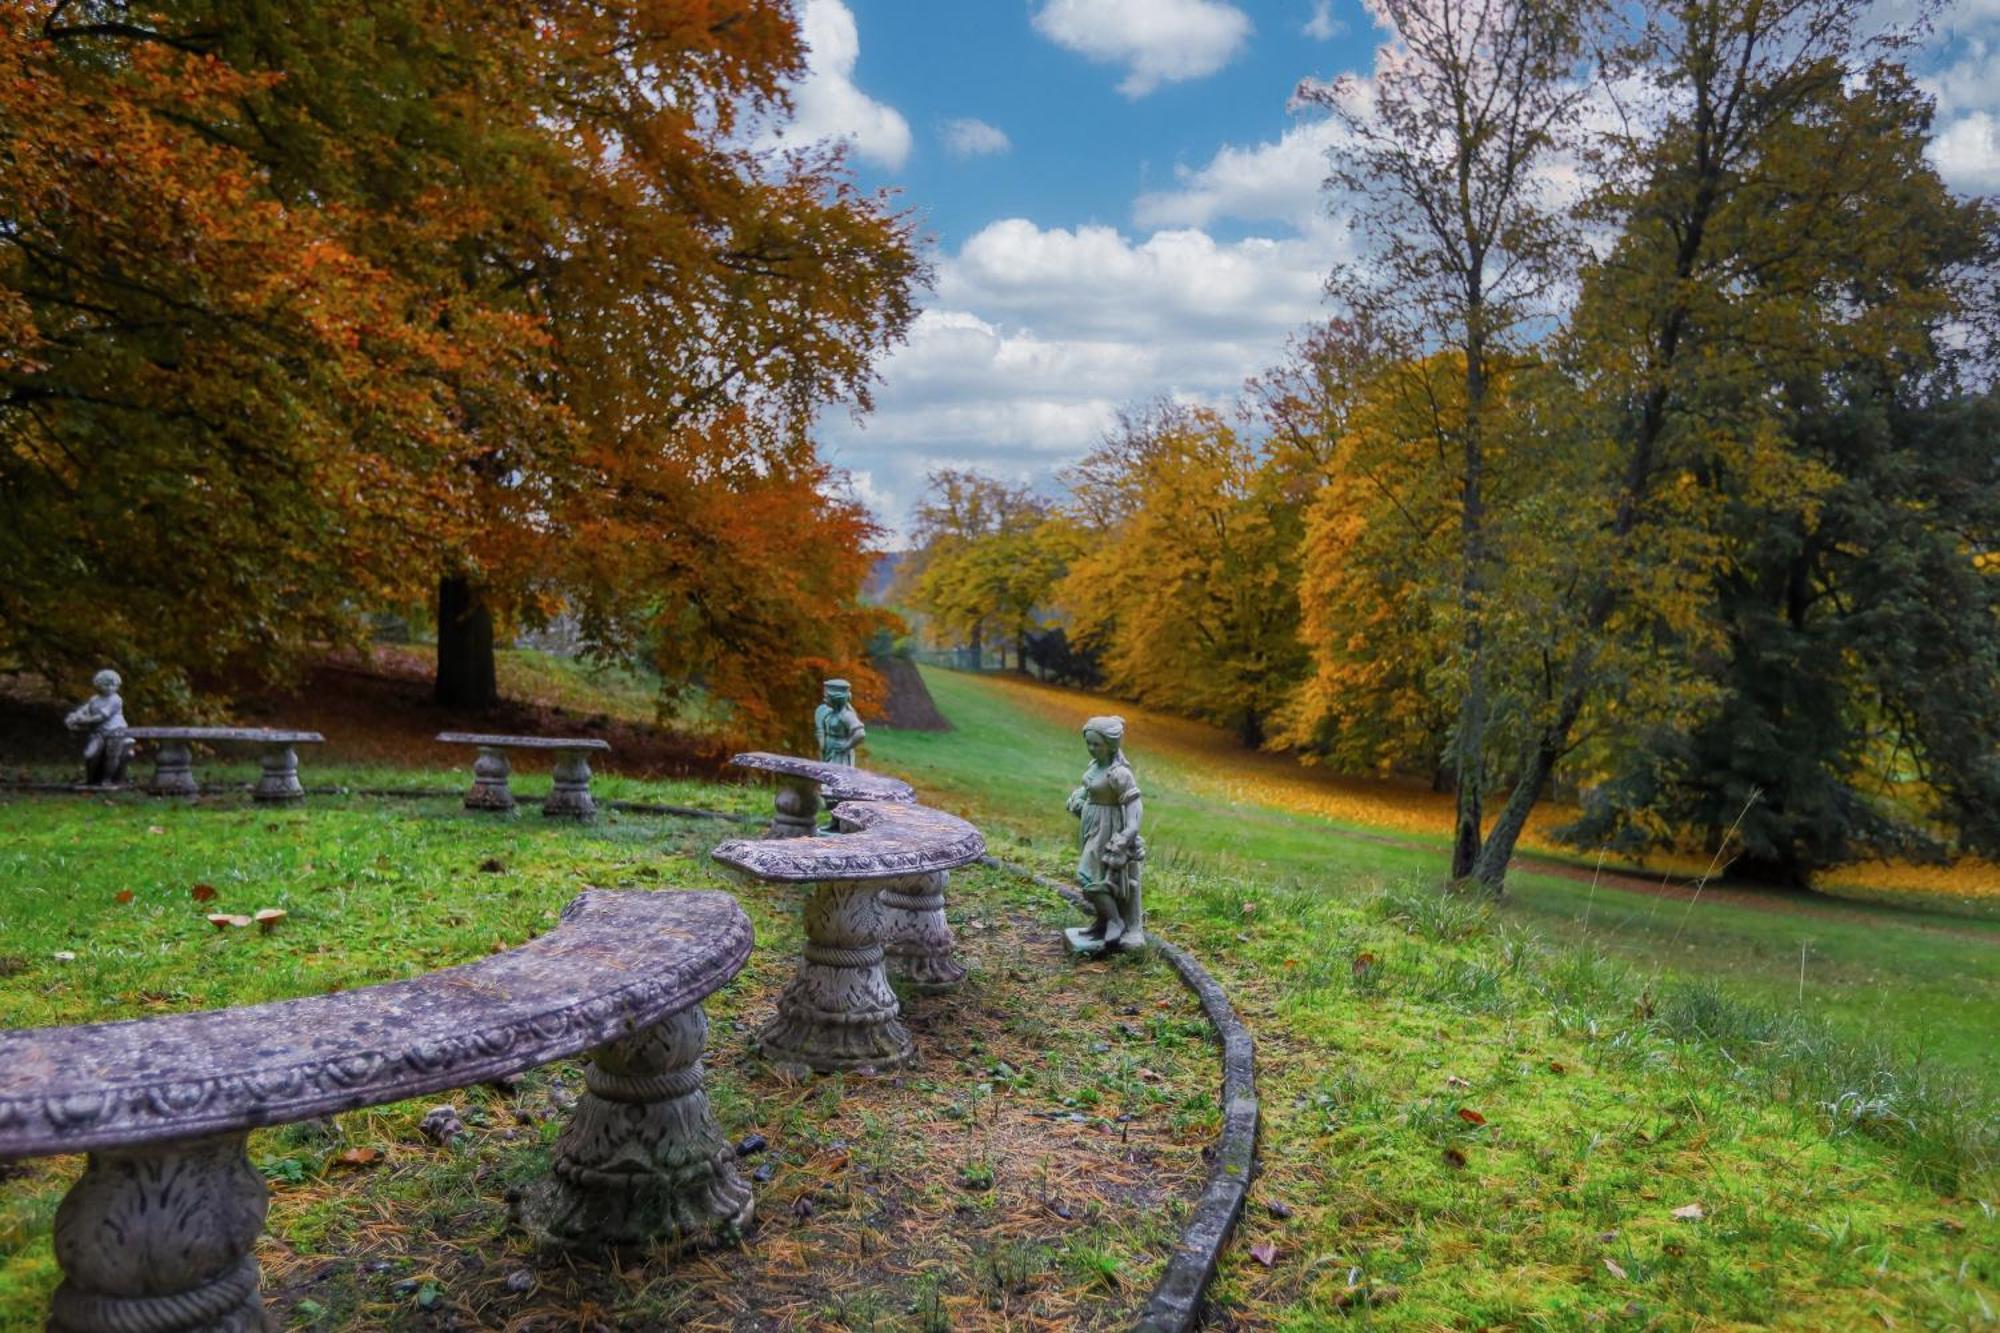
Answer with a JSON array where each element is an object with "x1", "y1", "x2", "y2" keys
[
  {"x1": 728, "y1": 753, "x2": 964, "y2": 991},
  {"x1": 0, "y1": 890, "x2": 755, "y2": 1330},
  {"x1": 121, "y1": 727, "x2": 326, "y2": 803},
  {"x1": 436, "y1": 733, "x2": 613, "y2": 819},
  {"x1": 711, "y1": 798, "x2": 984, "y2": 1075}
]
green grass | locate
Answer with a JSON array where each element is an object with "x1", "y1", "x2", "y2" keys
[
  {"x1": 871, "y1": 668, "x2": 2000, "y2": 1092},
  {"x1": 865, "y1": 666, "x2": 2000, "y2": 1328}
]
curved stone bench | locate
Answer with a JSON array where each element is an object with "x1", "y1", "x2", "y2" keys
[
  {"x1": 727, "y1": 754, "x2": 964, "y2": 991},
  {"x1": 711, "y1": 799, "x2": 984, "y2": 1075},
  {"x1": 122, "y1": 726, "x2": 325, "y2": 803},
  {"x1": 0, "y1": 890, "x2": 754, "y2": 1332},
  {"x1": 729, "y1": 752, "x2": 914, "y2": 838},
  {"x1": 436, "y1": 732, "x2": 613, "y2": 819}
]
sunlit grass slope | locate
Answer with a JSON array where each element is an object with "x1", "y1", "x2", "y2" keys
[
  {"x1": 869, "y1": 666, "x2": 2000, "y2": 1328},
  {"x1": 867, "y1": 668, "x2": 2000, "y2": 1092}
]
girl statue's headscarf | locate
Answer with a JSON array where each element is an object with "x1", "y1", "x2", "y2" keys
[{"x1": 1082, "y1": 715, "x2": 1126, "y2": 745}]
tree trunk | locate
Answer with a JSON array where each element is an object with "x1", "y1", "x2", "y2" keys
[
  {"x1": 435, "y1": 573, "x2": 498, "y2": 710},
  {"x1": 1451, "y1": 323, "x2": 1490, "y2": 881},
  {"x1": 967, "y1": 621, "x2": 983, "y2": 672}
]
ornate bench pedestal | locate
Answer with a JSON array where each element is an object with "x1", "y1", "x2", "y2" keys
[
  {"x1": 729, "y1": 751, "x2": 915, "y2": 839},
  {"x1": 436, "y1": 734, "x2": 612, "y2": 821},
  {"x1": 712, "y1": 795, "x2": 985, "y2": 1077},
  {"x1": 122, "y1": 727, "x2": 325, "y2": 803},
  {"x1": 880, "y1": 870, "x2": 967, "y2": 994},
  {"x1": 527, "y1": 1005, "x2": 753, "y2": 1246},
  {"x1": 51, "y1": 1131, "x2": 268, "y2": 1333}
]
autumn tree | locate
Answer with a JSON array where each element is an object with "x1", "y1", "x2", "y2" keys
[
  {"x1": 900, "y1": 469, "x2": 1065, "y2": 670},
  {"x1": 0, "y1": 1, "x2": 921, "y2": 744},
  {"x1": 1298, "y1": 0, "x2": 1601, "y2": 879},
  {"x1": 1055, "y1": 404, "x2": 1308, "y2": 746}
]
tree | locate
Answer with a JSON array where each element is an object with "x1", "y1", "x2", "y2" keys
[
  {"x1": 1055, "y1": 404, "x2": 1308, "y2": 746},
  {"x1": 1298, "y1": 0, "x2": 1600, "y2": 879},
  {"x1": 1465, "y1": 1, "x2": 1990, "y2": 891},
  {"x1": 901, "y1": 470, "x2": 1056, "y2": 669}
]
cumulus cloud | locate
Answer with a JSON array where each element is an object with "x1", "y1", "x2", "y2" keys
[
  {"x1": 1303, "y1": 0, "x2": 1346, "y2": 40},
  {"x1": 1931, "y1": 111, "x2": 2000, "y2": 194},
  {"x1": 1134, "y1": 115, "x2": 1350, "y2": 229},
  {"x1": 1030, "y1": 0, "x2": 1253, "y2": 97},
  {"x1": 941, "y1": 117, "x2": 1012, "y2": 158},
  {"x1": 776, "y1": 0, "x2": 911, "y2": 169}
]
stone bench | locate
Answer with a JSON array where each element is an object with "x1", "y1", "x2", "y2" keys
[
  {"x1": 121, "y1": 727, "x2": 326, "y2": 803},
  {"x1": 0, "y1": 890, "x2": 754, "y2": 1331},
  {"x1": 727, "y1": 754, "x2": 965, "y2": 992},
  {"x1": 729, "y1": 751, "x2": 914, "y2": 838},
  {"x1": 711, "y1": 799, "x2": 984, "y2": 1075},
  {"x1": 436, "y1": 732, "x2": 613, "y2": 820}
]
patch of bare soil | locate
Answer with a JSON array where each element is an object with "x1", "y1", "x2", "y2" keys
[
  {"x1": 255, "y1": 871, "x2": 1213, "y2": 1330},
  {"x1": 866, "y1": 655, "x2": 951, "y2": 733}
]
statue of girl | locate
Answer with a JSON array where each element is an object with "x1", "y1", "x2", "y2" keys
[
  {"x1": 1065, "y1": 715, "x2": 1146, "y2": 953},
  {"x1": 64, "y1": 668, "x2": 132, "y2": 787}
]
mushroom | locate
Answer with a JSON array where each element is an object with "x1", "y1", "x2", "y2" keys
[{"x1": 254, "y1": 909, "x2": 287, "y2": 934}]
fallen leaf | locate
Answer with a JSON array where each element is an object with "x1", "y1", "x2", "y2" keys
[
  {"x1": 1457, "y1": 1107, "x2": 1487, "y2": 1126},
  {"x1": 1351, "y1": 952, "x2": 1377, "y2": 978},
  {"x1": 1241, "y1": 900, "x2": 1258, "y2": 917},
  {"x1": 190, "y1": 884, "x2": 217, "y2": 903},
  {"x1": 1446, "y1": 1074, "x2": 1470, "y2": 1090},
  {"x1": 1548, "y1": 1060, "x2": 1566, "y2": 1074},
  {"x1": 479, "y1": 858, "x2": 505, "y2": 874},
  {"x1": 1249, "y1": 1242, "x2": 1277, "y2": 1267},
  {"x1": 1441, "y1": 1146, "x2": 1468, "y2": 1169},
  {"x1": 1671, "y1": 1203, "x2": 1704, "y2": 1222},
  {"x1": 52, "y1": 951, "x2": 76, "y2": 962},
  {"x1": 147, "y1": 825, "x2": 165, "y2": 836},
  {"x1": 114, "y1": 890, "x2": 134, "y2": 904},
  {"x1": 335, "y1": 1147, "x2": 382, "y2": 1167},
  {"x1": 1603, "y1": 1258, "x2": 1628, "y2": 1280}
]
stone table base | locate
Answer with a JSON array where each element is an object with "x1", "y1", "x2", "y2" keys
[
  {"x1": 880, "y1": 870, "x2": 966, "y2": 993},
  {"x1": 253, "y1": 744, "x2": 304, "y2": 803},
  {"x1": 755, "y1": 878, "x2": 912, "y2": 1075},
  {"x1": 526, "y1": 1005, "x2": 751, "y2": 1247},
  {"x1": 543, "y1": 749, "x2": 598, "y2": 821},
  {"x1": 148, "y1": 741, "x2": 198, "y2": 798},
  {"x1": 50, "y1": 1131, "x2": 268, "y2": 1333},
  {"x1": 766, "y1": 774, "x2": 823, "y2": 838},
  {"x1": 465, "y1": 746, "x2": 516, "y2": 811}
]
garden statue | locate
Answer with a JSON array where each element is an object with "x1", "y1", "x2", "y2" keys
[
  {"x1": 815, "y1": 678, "x2": 866, "y2": 767},
  {"x1": 64, "y1": 669, "x2": 132, "y2": 787},
  {"x1": 1065, "y1": 715, "x2": 1146, "y2": 953}
]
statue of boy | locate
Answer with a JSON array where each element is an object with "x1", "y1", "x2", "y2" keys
[
  {"x1": 815, "y1": 678, "x2": 866, "y2": 767},
  {"x1": 65, "y1": 668, "x2": 132, "y2": 787},
  {"x1": 1065, "y1": 715, "x2": 1146, "y2": 953}
]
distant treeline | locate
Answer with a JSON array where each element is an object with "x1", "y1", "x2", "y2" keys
[{"x1": 899, "y1": 0, "x2": 2000, "y2": 892}]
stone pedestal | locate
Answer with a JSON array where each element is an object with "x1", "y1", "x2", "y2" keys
[
  {"x1": 527, "y1": 1006, "x2": 752, "y2": 1247},
  {"x1": 756, "y1": 878, "x2": 912, "y2": 1075},
  {"x1": 465, "y1": 746, "x2": 516, "y2": 811},
  {"x1": 767, "y1": 775, "x2": 823, "y2": 838},
  {"x1": 880, "y1": 870, "x2": 966, "y2": 994},
  {"x1": 544, "y1": 749, "x2": 597, "y2": 821},
  {"x1": 49, "y1": 1131, "x2": 268, "y2": 1332},
  {"x1": 148, "y1": 741, "x2": 198, "y2": 798},
  {"x1": 252, "y1": 744, "x2": 303, "y2": 803}
]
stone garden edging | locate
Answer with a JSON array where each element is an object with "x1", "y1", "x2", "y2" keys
[{"x1": 981, "y1": 854, "x2": 1259, "y2": 1333}]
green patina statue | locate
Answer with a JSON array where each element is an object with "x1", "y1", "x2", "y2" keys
[
  {"x1": 814, "y1": 678, "x2": 866, "y2": 767},
  {"x1": 1065, "y1": 715, "x2": 1146, "y2": 953}
]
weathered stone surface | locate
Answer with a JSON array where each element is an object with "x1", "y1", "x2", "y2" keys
[
  {"x1": 728, "y1": 752, "x2": 915, "y2": 805},
  {"x1": 121, "y1": 727, "x2": 326, "y2": 803},
  {"x1": 813, "y1": 679, "x2": 865, "y2": 766},
  {"x1": 711, "y1": 798, "x2": 983, "y2": 883},
  {"x1": 0, "y1": 890, "x2": 749, "y2": 1156},
  {"x1": 63, "y1": 670, "x2": 131, "y2": 789},
  {"x1": 880, "y1": 870, "x2": 966, "y2": 994},
  {"x1": 1065, "y1": 716, "x2": 1147, "y2": 953},
  {"x1": 3, "y1": 890, "x2": 755, "y2": 1329},
  {"x1": 436, "y1": 734, "x2": 612, "y2": 820}
]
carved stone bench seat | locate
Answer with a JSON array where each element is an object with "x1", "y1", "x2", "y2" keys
[
  {"x1": 0, "y1": 890, "x2": 754, "y2": 1333},
  {"x1": 729, "y1": 751, "x2": 915, "y2": 839},
  {"x1": 120, "y1": 726, "x2": 326, "y2": 803},
  {"x1": 436, "y1": 732, "x2": 614, "y2": 819},
  {"x1": 712, "y1": 799, "x2": 985, "y2": 1075}
]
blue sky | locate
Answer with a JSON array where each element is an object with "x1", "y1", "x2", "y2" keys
[{"x1": 781, "y1": 0, "x2": 1999, "y2": 542}]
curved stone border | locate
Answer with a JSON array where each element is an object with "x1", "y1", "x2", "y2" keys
[{"x1": 982, "y1": 854, "x2": 1258, "y2": 1333}]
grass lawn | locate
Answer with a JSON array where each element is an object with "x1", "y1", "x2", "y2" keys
[
  {"x1": 0, "y1": 789, "x2": 1216, "y2": 1329},
  {"x1": 872, "y1": 668, "x2": 2000, "y2": 1093}
]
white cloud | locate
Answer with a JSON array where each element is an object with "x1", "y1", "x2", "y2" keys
[
  {"x1": 1030, "y1": 0, "x2": 1253, "y2": 97},
  {"x1": 1931, "y1": 110, "x2": 2000, "y2": 194},
  {"x1": 1303, "y1": 0, "x2": 1345, "y2": 40},
  {"x1": 775, "y1": 0, "x2": 911, "y2": 169},
  {"x1": 1134, "y1": 115, "x2": 1351, "y2": 229},
  {"x1": 941, "y1": 117, "x2": 1012, "y2": 158}
]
